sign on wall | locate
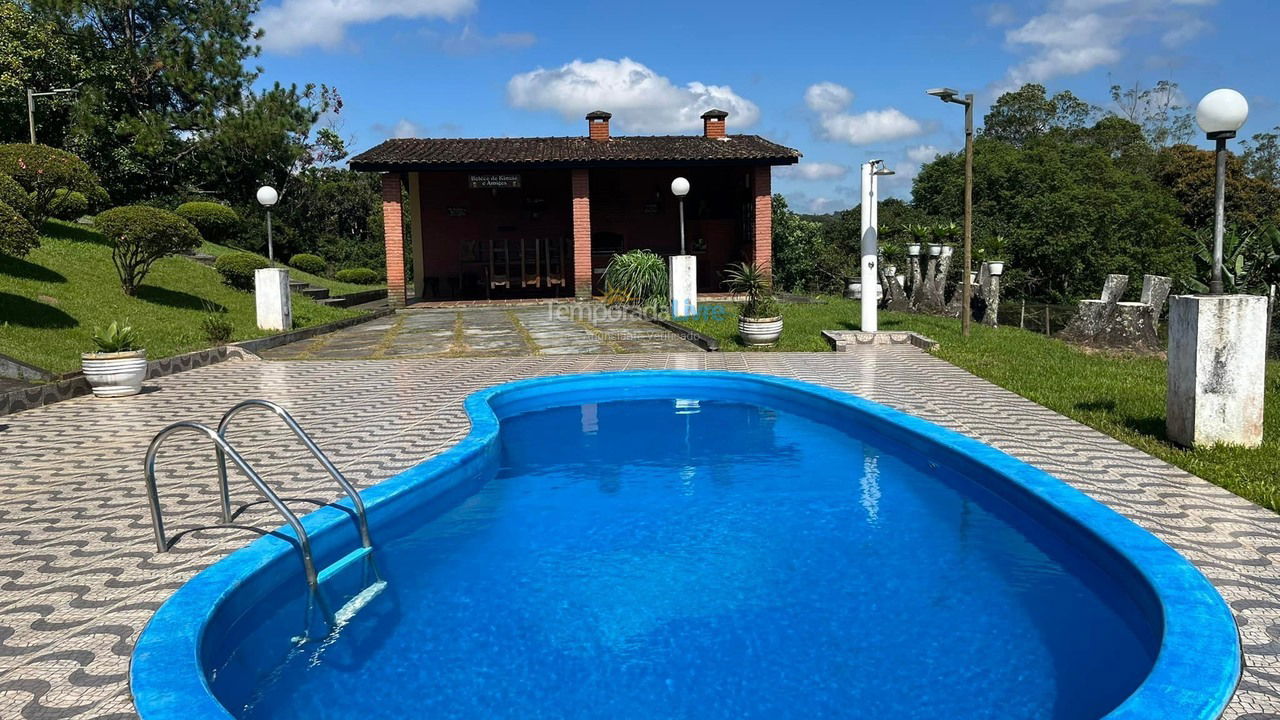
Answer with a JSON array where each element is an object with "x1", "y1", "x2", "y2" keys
[{"x1": 469, "y1": 174, "x2": 521, "y2": 189}]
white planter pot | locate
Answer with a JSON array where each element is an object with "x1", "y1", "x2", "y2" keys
[
  {"x1": 907, "y1": 244, "x2": 921, "y2": 256},
  {"x1": 987, "y1": 261, "x2": 1005, "y2": 277},
  {"x1": 739, "y1": 316, "x2": 783, "y2": 346},
  {"x1": 82, "y1": 350, "x2": 148, "y2": 398},
  {"x1": 928, "y1": 244, "x2": 943, "y2": 256},
  {"x1": 970, "y1": 271, "x2": 979, "y2": 284}
]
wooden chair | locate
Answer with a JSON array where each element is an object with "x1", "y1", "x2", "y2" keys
[
  {"x1": 488, "y1": 238, "x2": 511, "y2": 289},
  {"x1": 521, "y1": 238, "x2": 541, "y2": 288},
  {"x1": 544, "y1": 236, "x2": 566, "y2": 290}
]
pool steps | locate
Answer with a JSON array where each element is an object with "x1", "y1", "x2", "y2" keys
[{"x1": 142, "y1": 399, "x2": 379, "y2": 622}]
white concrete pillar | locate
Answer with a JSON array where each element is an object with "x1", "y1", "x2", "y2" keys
[
  {"x1": 860, "y1": 162, "x2": 877, "y2": 332},
  {"x1": 1166, "y1": 294, "x2": 1267, "y2": 447},
  {"x1": 255, "y1": 267, "x2": 292, "y2": 331},
  {"x1": 669, "y1": 255, "x2": 698, "y2": 318}
]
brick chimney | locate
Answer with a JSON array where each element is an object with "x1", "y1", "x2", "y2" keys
[
  {"x1": 587, "y1": 110, "x2": 612, "y2": 140},
  {"x1": 701, "y1": 109, "x2": 728, "y2": 139}
]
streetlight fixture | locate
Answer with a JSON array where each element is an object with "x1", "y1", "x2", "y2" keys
[
  {"x1": 1195, "y1": 88, "x2": 1249, "y2": 295},
  {"x1": 860, "y1": 159, "x2": 895, "y2": 332},
  {"x1": 669, "y1": 176, "x2": 696, "y2": 318},
  {"x1": 256, "y1": 185, "x2": 279, "y2": 262},
  {"x1": 926, "y1": 87, "x2": 975, "y2": 338},
  {"x1": 26, "y1": 87, "x2": 78, "y2": 144}
]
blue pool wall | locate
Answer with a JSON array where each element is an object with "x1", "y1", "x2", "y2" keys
[{"x1": 130, "y1": 370, "x2": 1241, "y2": 720}]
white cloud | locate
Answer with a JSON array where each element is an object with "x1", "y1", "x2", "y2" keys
[
  {"x1": 374, "y1": 119, "x2": 424, "y2": 138},
  {"x1": 257, "y1": 0, "x2": 475, "y2": 53},
  {"x1": 777, "y1": 162, "x2": 848, "y2": 181},
  {"x1": 1000, "y1": 0, "x2": 1219, "y2": 87},
  {"x1": 905, "y1": 145, "x2": 942, "y2": 163},
  {"x1": 507, "y1": 58, "x2": 759, "y2": 133},
  {"x1": 984, "y1": 2, "x2": 1017, "y2": 25},
  {"x1": 426, "y1": 23, "x2": 536, "y2": 54},
  {"x1": 803, "y1": 82, "x2": 926, "y2": 145}
]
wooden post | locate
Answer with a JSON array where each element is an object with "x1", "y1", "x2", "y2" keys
[
  {"x1": 1045, "y1": 307, "x2": 1051, "y2": 336},
  {"x1": 1020, "y1": 300, "x2": 1026, "y2": 329}
]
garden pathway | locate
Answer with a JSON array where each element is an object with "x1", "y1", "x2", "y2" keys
[{"x1": 1, "y1": 349, "x2": 1278, "y2": 718}]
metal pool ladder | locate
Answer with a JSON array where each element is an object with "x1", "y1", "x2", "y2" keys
[{"x1": 142, "y1": 400, "x2": 376, "y2": 602}]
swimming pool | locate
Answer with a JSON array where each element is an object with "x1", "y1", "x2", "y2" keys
[{"x1": 132, "y1": 371, "x2": 1240, "y2": 719}]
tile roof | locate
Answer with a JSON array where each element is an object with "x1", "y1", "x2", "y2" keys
[{"x1": 349, "y1": 134, "x2": 801, "y2": 171}]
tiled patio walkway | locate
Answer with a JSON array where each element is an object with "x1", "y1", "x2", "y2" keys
[
  {"x1": 260, "y1": 305, "x2": 698, "y2": 359},
  {"x1": 1, "y1": 349, "x2": 1278, "y2": 718}
]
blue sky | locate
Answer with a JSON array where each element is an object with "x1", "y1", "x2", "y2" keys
[{"x1": 253, "y1": 0, "x2": 1279, "y2": 213}]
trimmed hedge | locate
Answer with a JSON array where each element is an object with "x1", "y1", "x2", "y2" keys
[
  {"x1": 0, "y1": 144, "x2": 102, "y2": 227},
  {"x1": 215, "y1": 251, "x2": 271, "y2": 291},
  {"x1": 94, "y1": 205, "x2": 202, "y2": 295},
  {"x1": 0, "y1": 200, "x2": 38, "y2": 256},
  {"x1": 334, "y1": 267, "x2": 380, "y2": 285},
  {"x1": 0, "y1": 173, "x2": 30, "y2": 219},
  {"x1": 50, "y1": 189, "x2": 89, "y2": 220},
  {"x1": 289, "y1": 253, "x2": 326, "y2": 275},
  {"x1": 175, "y1": 201, "x2": 240, "y2": 245}
]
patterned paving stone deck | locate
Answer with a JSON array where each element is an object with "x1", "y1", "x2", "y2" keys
[
  {"x1": 260, "y1": 305, "x2": 697, "y2": 360},
  {"x1": 1, "y1": 349, "x2": 1278, "y2": 719}
]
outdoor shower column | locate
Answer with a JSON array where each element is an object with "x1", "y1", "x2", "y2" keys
[{"x1": 571, "y1": 169, "x2": 592, "y2": 299}]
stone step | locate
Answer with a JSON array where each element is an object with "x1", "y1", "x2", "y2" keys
[
  {"x1": 301, "y1": 286, "x2": 330, "y2": 300},
  {"x1": 186, "y1": 253, "x2": 217, "y2": 266},
  {"x1": 288, "y1": 281, "x2": 308, "y2": 291},
  {"x1": 316, "y1": 297, "x2": 345, "y2": 306}
]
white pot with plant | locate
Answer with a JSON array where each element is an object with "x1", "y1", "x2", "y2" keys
[
  {"x1": 82, "y1": 322, "x2": 147, "y2": 397},
  {"x1": 983, "y1": 234, "x2": 1008, "y2": 278},
  {"x1": 725, "y1": 262, "x2": 782, "y2": 346}
]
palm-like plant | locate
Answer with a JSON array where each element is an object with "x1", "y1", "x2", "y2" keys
[
  {"x1": 933, "y1": 221, "x2": 961, "y2": 245},
  {"x1": 723, "y1": 261, "x2": 780, "y2": 319},
  {"x1": 602, "y1": 250, "x2": 668, "y2": 311},
  {"x1": 1186, "y1": 225, "x2": 1280, "y2": 294}
]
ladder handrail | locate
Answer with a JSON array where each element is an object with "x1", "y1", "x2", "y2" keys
[
  {"x1": 215, "y1": 400, "x2": 372, "y2": 549},
  {"x1": 143, "y1": 421, "x2": 319, "y2": 592}
]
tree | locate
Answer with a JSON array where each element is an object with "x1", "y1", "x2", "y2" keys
[
  {"x1": 771, "y1": 193, "x2": 822, "y2": 293},
  {"x1": 29, "y1": 0, "x2": 264, "y2": 200},
  {"x1": 1109, "y1": 79, "x2": 1195, "y2": 147},
  {"x1": 1154, "y1": 144, "x2": 1280, "y2": 231},
  {"x1": 1242, "y1": 127, "x2": 1280, "y2": 187},
  {"x1": 0, "y1": 199, "x2": 38, "y2": 256},
  {"x1": 0, "y1": 2, "x2": 87, "y2": 146},
  {"x1": 981, "y1": 84, "x2": 1094, "y2": 147},
  {"x1": 94, "y1": 205, "x2": 201, "y2": 294},
  {"x1": 913, "y1": 132, "x2": 1191, "y2": 301}
]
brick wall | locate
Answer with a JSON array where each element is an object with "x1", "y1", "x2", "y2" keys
[
  {"x1": 571, "y1": 169, "x2": 592, "y2": 297},
  {"x1": 752, "y1": 165, "x2": 772, "y2": 275},
  {"x1": 382, "y1": 174, "x2": 406, "y2": 307}
]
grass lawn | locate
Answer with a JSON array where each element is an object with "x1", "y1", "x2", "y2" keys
[
  {"x1": 679, "y1": 296, "x2": 1280, "y2": 512},
  {"x1": 0, "y1": 221, "x2": 362, "y2": 374},
  {"x1": 198, "y1": 241, "x2": 385, "y2": 296}
]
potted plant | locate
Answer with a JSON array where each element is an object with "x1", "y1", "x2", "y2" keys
[
  {"x1": 724, "y1": 262, "x2": 782, "y2": 346},
  {"x1": 984, "y1": 234, "x2": 1008, "y2": 277},
  {"x1": 82, "y1": 321, "x2": 148, "y2": 397},
  {"x1": 903, "y1": 224, "x2": 929, "y2": 257}
]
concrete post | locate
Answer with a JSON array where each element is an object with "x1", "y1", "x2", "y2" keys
[
  {"x1": 1167, "y1": 294, "x2": 1267, "y2": 447},
  {"x1": 669, "y1": 255, "x2": 697, "y2": 318},
  {"x1": 255, "y1": 267, "x2": 292, "y2": 331}
]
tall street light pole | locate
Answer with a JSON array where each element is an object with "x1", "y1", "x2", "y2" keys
[
  {"x1": 256, "y1": 185, "x2": 279, "y2": 262},
  {"x1": 1195, "y1": 89, "x2": 1249, "y2": 294},
  {"x1": 927, "y1": 87, "x2": 975, "y2": 338},
  {"x1": 26, "y1": 87, "x2": 78, "y2": 144}
]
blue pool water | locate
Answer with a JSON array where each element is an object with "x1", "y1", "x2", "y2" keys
[{"x1": 207, "y1": 394, "x2": 1159, "y2": 720}]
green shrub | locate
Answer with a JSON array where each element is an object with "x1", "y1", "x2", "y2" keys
[
  {"x1": 289, "y1": 252, "x2": 326, "y2": 275},
  {"x1": 215, "y1": 251, "x2": 271, "y2": 291},
  {"x1": 334, "y1": 267, "x2": 380, "y2": 284},
  {"x1": 723, "y1": 262, "x2": 780, "y2": 318},
  {"x1": 0, "y1": 144, "x2": 102, "y2": 228},
  {"x1": 95, "y1": 206, "x2": 202, "y2": 295},
  {"x1": 201, "y1": 313, "x2": 235, "y2": 344},
  {"x1": 0, "y1": 200, "x2": 38, "y2": 256},
  {"x1": 0, "y1": 173, "x2": 31, "y2": 219},
  {"x1": 603, "y1": 250, "x2": 668, "y2": 311},
  {"x1": 176, "y1": 201, "x2": 240, "y2": 245},
  {"x1": 50, "y1": 189, "x2": 89, "y2": 220}
]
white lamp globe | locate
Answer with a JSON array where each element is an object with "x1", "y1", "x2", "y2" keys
[
  {"x1": 1196, "y1": 89, "x2": 1249, "y2": 138},
  {"x1": 670, "y1": 177, "x2": 690, "y2": 197},
  {"x1": 256, "y1": 185, "x2": 279, "y2": 207}
]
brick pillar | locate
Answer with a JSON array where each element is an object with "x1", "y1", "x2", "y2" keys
[
  {"x1": 571, "y1": 169, "x2": 592, "y2": 298},
  {"x1": 382, "y1": 173, "x2": 406, "y2": 307},
  {"x1": 752, "y1": 165, "x2": 772, "y2": 275}
]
